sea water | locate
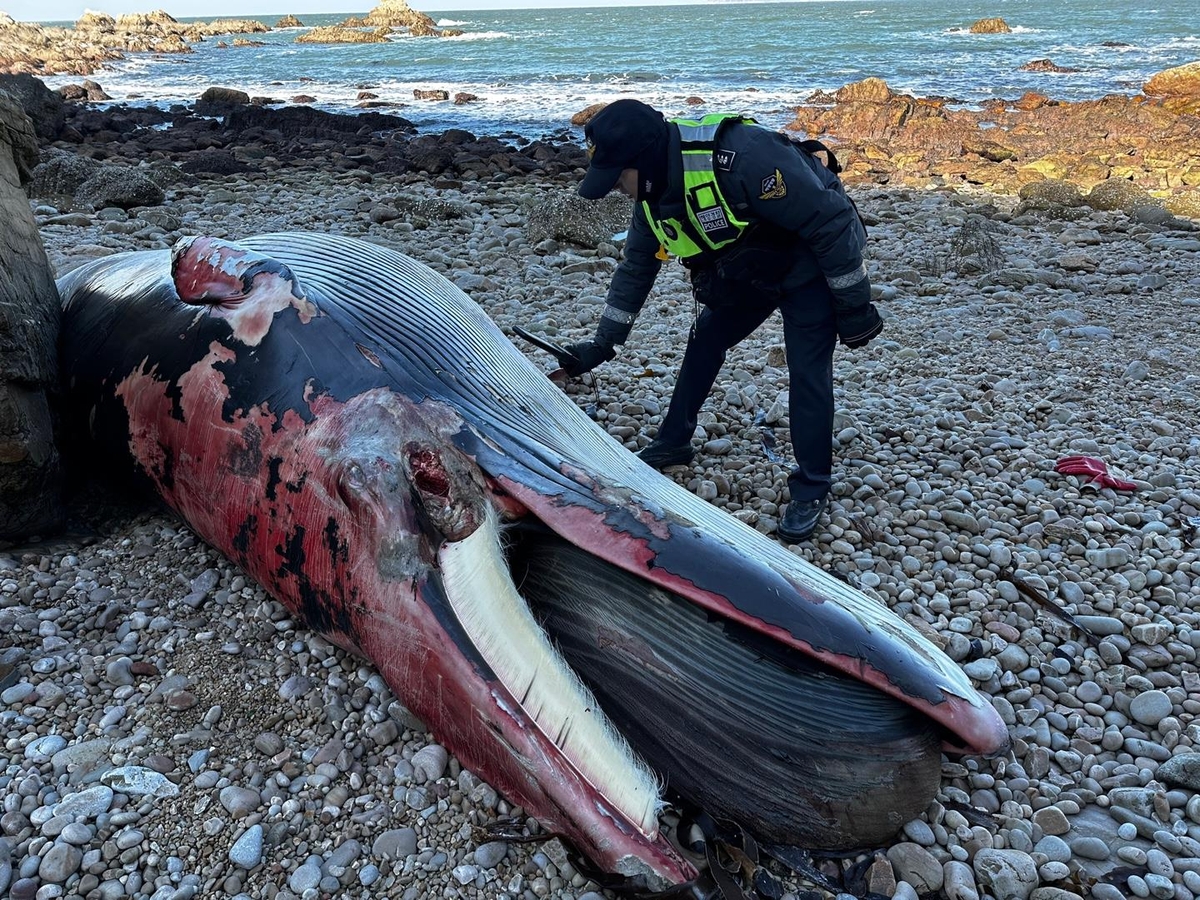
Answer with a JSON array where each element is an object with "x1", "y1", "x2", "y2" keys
[{"x1": 36, "y1": 0, "x2": 1200, "y2": 139}]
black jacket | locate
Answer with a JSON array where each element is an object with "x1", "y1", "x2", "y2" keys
[{"x1": 599, "y1": 120, "x2": 870, "y2": 340}]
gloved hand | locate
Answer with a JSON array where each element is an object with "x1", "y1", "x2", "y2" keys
[
  {"x1": 1054, "y1": 456, "x2": 1137, "y2": 491},
  {"x1": 560, "y1": 340, "x2": 616, "y2": 377},
  {"x1": 836, "y1": 303, "x2": 883, "y2": 349}
]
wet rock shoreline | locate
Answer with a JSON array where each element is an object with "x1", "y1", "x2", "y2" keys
[{"x1": 2, "y1": 75, "x2": 1200, "y2": 900}]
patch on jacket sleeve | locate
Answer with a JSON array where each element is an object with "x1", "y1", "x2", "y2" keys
[
  {"x1": 759, "y1": 169, "x2": 787, "y2": 200},
  {"x1": 715, "y1": 149, "x2": 737, "y2": 171}
]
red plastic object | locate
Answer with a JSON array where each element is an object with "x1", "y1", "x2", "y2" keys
[{"x1": 1054, "y1": 455, "x2": 1137, "y2": 491}]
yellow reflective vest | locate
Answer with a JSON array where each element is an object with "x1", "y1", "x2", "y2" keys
[{"x1": 641, "y1": 114, "x2": 754, "y2": 260}]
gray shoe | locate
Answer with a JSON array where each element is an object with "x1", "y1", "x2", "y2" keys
[
  {"x1": 777, "y1": 495, "x2": 828, "y2": 542},
  {"x1": 636, "y1": 439, "x2": 695, "y2": 469}
]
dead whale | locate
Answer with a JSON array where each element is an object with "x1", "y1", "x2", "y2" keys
[{"x1": 56, "y1": 232, "x2": 1009, "y2": 886}]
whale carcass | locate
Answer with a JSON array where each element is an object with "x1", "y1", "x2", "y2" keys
[{"x1": 56, "y1": 233, "x2": 1009, "y2": 887}]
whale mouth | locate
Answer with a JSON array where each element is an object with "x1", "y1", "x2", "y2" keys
[
  {"x1": 439, "y1": 514, "x2": 943, "y2": 852},
  {"x1": 437, "y1": 511, "x2": 665, "y2": 839}
]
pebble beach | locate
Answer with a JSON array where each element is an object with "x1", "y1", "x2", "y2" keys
[{"x1": 4, "y1": 152, "x2": 1200, "y2": 900}]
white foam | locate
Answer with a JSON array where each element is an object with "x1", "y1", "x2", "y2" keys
[{"x1": 442, "y1": 31, "x2": 512, "y2": 41}]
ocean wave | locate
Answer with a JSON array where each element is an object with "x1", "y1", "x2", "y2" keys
[
  {"x1": 942, "y1": 25, "x2": 1041, "y2": 35},
  {"x1": 443, "y1": 31, "x2": 512, "y2": 41},
  {"x1": 437, "y1": 19, "x2": 470, "y2": 27}
]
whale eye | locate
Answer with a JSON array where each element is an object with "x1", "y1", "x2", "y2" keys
[{"x1": 336, "y1": 461, "x2": 367, "y2": 509}]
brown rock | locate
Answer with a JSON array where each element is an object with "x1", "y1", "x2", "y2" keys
[
  {"x1": 962, "y1": 138, "x2": 1017, "y2": 162},
  {"x1": 291, "y1": 94, "x2": 316, "y2": 104},
  {"x1": 1144, "y1": 61, "x2": 1200, "y2": 98},
  {"x1": 453, "y1": 92, "x2": 479, "y2": 105},
  {"x1": 231, "y1": 39, "x2": 265, "y2": 47},
  {"x1": 1013, "y1": 91, "x2": 1051, "y2": 110},
  {"x1": 1085, "y1": 178, "x2": 1158, "y2": 212},
  {"x1": 295, "y1": 25, "x2": 390, "y2": 44},
  {"x1": 684, "y1": 95, "x2": 704, "y2": 106},
  {"x1": 969, "y1": 17, "x2": 1012, "y2": 34},
  {"x1": 275, "y1": 15, "x2": 303, "y2": 27},
  {"x1": 358, "y1": 0, "x2": 459, "y2": 35},
  {"x1": 1018, "y1": 178, "x2": 1085, "y2": 208},
  {"x1": 357, "y1": 90, "x2": 379, "y2": 100},
  {"x1": 866, "y1": 855, "x2": 897, "y2": 896},
  {"x1": 0, "y1": 89, "x2": 64, "y2": 538},
  {"x1": 783, "y1": 80, "x2": 1198, "y2": 202},
  {"x1": 201, "y1": 19, "x2": 269, "y2": 36},
  {"x1": 571, "y1": 102, "x2": 606, "y2": 126},
  {"x1": 835, "y1": 77, "x2": 891, "y2": 104},
  {"x1": 413, "y1": 88, "x2": 449, "y2": 101},
  {"x1": 1165, "y1": 191, "x2": 1200, "y2": 219}
]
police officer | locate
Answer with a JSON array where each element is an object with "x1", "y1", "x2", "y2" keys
[{"x1": 565, "y1": 99, "x2": 882, "y2": 542}]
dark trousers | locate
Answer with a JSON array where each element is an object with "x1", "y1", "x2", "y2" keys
[{"x1": 656, "y1": 276, "x2": 836, "y2": 502}]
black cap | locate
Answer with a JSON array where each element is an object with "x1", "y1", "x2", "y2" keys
[{"x1": 578, "y1": 99, "x2": 665, "y2": 200}]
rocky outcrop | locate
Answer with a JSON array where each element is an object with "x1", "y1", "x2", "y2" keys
[
  {"x1": 1143, "y1": 60, "x2": 1200, "y2": 112},
  {"x1": 1019, "y1": 59, "x2": 1080, "y2": 74},
  {"x1": 0, "y1": 11, "x2": 275, "y2": 77},
  {"x1": 195, "y1": 86, "x2": 251, "y2": 116},
  {"x1": 73, "y1": 165, "x2": 165, "y2": 209},
  {"x1": 570, "y1": 103, "x2": 605, "y2": 126},
  {"x1": 223, "y1": 103, "x2": 414, "y2": 139},
  {"x1": 275, "y1": 15, "x2": 304, "y2": 27},
  {"x1": 413, "y1": 89, "x2": 449, "y2": 101},
  {"x1": 969, "y1": 17, "x2": 1011, "y2": 34},
  {"x1": 0, "y1": 73, "x2": 65, "y2": 139},
  {"x1": 0, "y1": 89, "x2": 63, "y2": 538},
  {"x1": 354, "y1": 0, "x2": 462, "y2": 36},
  {"x1": 295, "y1": 26, "x2": 390, "y2": 44},
  {"x1": 786, "y1": 76, "x2": 1200, "y2": 217},
  {"x1": 202, "y1": 19, "x2": 268, "y2": 35},
  {"x1": 361, "y1": 0, "x2": 432, "y2": 28},
  {"x1": 56, "y1": 79, "x2": 111, "y2": 101},
  {"x1": 28, "y1": 149, "x2": 101, "y2": 199},
  {"x1": 1144, "y1": 60, "x2": 1200, "y2": 96},
  {"x1": 0, "y1": 15, "x2": 125, "y2": 75}
]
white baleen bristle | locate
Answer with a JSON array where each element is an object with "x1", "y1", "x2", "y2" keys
[{"x1": 439, "y1": 511, "x2": 662, "y2": 836}]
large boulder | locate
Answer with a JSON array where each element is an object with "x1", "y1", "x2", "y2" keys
[
  {"x1": 0, "y1": 74, "x2": 65, "y2": 140},
  {"x1": 361, "y1": 0, "x2": 435, "y2": 29},
  {"x1": 1144, "y1": 61, "x2": 1200, "y2": 112},
  {"x1": 73, "y1": 165, "x2": 165, "y2": 209},
  {"x1": 0, "y1": 90, "x2": 63, "y2": 538},
  {"x1": 1144, "y1": 60, "x2": 1200, "y2": 96},
  {"x1": 969, "y1": 17, "x2": 1012, "y2": 33},
  {"x1": 295, "y1": 26, "x2": 390, "y2": 44},
  {"x1": 28, "y1": 148, "x2": 101, "y2": 199},
  {"x1": 195, "y1": 86, "x2": 251, "y2": 116},
  {"x1": 835, "y1": 77, "x2": 892, "y2": 104},
  {"x1": 357, "y1": 0, "x2": 460, "y2": 35}
]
